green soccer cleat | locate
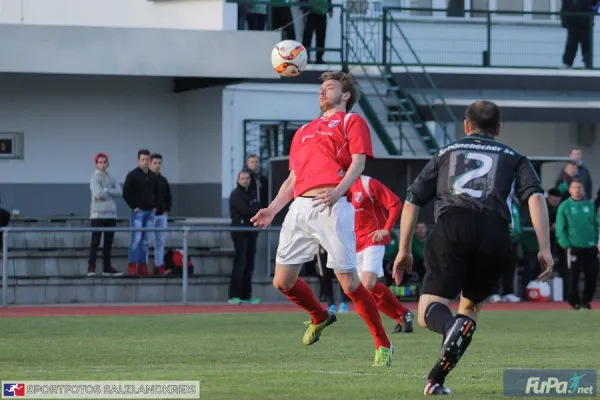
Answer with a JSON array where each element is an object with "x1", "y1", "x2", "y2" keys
[
  {"x1": 302, "y1": 311, "x2": 337, "y2": 345},
  {"x1": 373, "y1": 344, "x2": 394, "y2": 367}
]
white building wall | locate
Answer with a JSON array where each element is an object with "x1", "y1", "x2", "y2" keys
[
  {"x1": 177, "y1": 86, "x2": 223, "y2": 184},
  {"x1": 0, "y1": 0, "x2": 237, "y2": 31},
  {"x1": 0, "y1": 74, "x2": 180, "y2": 184},
  {"x1": 496, "y1": 122, "x2": 600, "y2": 195},
  {"x1": 221, "y1": 83, "x2": 388, "y2": 198}
]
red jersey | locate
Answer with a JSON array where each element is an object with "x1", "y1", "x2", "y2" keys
[
  {"x1": 289, "y1": 111, "x2": 373, "y2": 197},
  {"x1": 351, "y1": 175, "x2": 402, "y2": 252}
]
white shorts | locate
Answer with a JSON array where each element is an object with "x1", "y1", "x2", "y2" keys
[
  {"x1": 276, "y1": 197, "x2": 356, "y2": 273},
  {"x1": 356, "y1": 245, "x2": 385, "y2": 278}
]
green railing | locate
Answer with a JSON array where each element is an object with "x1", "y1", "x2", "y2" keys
[
  {"x1": 382, "y1": 9, "x2": 457, "y2": 148},
  {"x1": 383, "y1": 8, "x2": 597, "y2": 69}
]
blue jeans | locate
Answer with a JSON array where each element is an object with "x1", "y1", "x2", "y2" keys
[
  {"x1": 128, "y1": 210, "x2": 155, "y2": 264},
  {"x1": 147, "y1": 214, "x2": 168, "y2": 266}
]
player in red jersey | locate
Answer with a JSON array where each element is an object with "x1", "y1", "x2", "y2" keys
[
  {"x1": 251, "y1": 71, "x2": 394, "y2": 367},
  {"x1": 350, "y1": 175, "x2": 414, "y2": 333}
]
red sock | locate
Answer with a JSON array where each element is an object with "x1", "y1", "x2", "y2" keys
[
  {"x1": 281, "y1": 279, "x2": 328, "y2": 325},
  {"x1": 346, "y1": 284, "x2": 391, "y2": 349},
  {"x1": 371, "y1": 282, "x2": 408, "y2": 324}
]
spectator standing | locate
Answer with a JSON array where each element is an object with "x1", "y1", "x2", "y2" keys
[
  {"x1": 229, "y1": 171, "x2": 261, "y2": 304},
  {"x1": 301, "y1": 0, "x2": 333, "y2": 64},
  {"x1": 87, "y1": 153, "x2": 123, "y2": 277},
  {"x1": 556, "y1": 160, "x2": 578, "y2": 200},
  {"x1": 561, "y1": 0, "x2": 597, "y2": 69},
  {"x1": 0, "y1": 196, "x2": 10, "y2": 251},
  {"x1": 490, "y1": 199, "x2": 522, "y2": 303},
  {"x1": 123, "y1": 149, "x2": 158, "y2": 277},
  {"x1": 244, "y1": 154, "x2": 269, "y2": 209},
  {"x1": 557, "y1": 148, "x2": 592, "y2": 199},
  {"x1": 547, "y1": 188, "x2": 569, "y2": 296},
  {"x1": 271, "y1": 0, "x2": 296, "y2": 40},
  {"x1": 247, "y1": 2, "x2": 267, "y2": 31},
  {"x1": 411, "y1": 222, "x2": 429, "y2": 286},
  {"x1": 316, "y1": 246, "x2": 350, "y2": 313},
  {"x1": 555, "y1": 179, "x2": 599, "y2": 310},
  {"x1": 147, "y1": 153, "x2": 172, "y2": 276}
]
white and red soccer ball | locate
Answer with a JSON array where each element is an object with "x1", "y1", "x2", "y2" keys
[
  {"x1": 526, "y1": 280, "x2": 551, "y2": 302},
  {"x1": 271, "y1": 40, "x2": 308, "y2": 77}
]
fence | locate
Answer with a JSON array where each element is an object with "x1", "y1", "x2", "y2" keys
[{"x1": 0, "y1": 225, "x2": 280, "y2": 308}]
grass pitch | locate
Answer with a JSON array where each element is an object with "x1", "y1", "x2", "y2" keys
[{"x1": 0, "y1": 310, "x2": 598, "y2": 399}]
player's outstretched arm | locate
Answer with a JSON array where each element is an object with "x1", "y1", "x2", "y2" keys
[{"x1": 268, "y1": 171, "x2": 296, "y2": 214}]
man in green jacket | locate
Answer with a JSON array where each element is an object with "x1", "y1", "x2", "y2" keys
[{"x1": 555, "y1": 178, "x2": 599, "y2": 310}]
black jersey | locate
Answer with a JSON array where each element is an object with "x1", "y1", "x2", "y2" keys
[{"x1": 406, "y1": 132, "x2": 544, "y2": 228}]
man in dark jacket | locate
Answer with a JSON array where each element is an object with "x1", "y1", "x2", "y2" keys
[
  {"x1": 147, "y1": 153, "x2": 172, "y2": 276},
  {"x1": 556, "y1": 148, "x2": 592, "y2": 199},
  {"x1": 561, "y1": 0, "x2": 598, "y2": 68},
  {"x1": 243, "y1": 154, "x2": 269, "y2": 209},
  {"x1": 0, "y1": 195, "x2": 10, "y2": 250},
  {"x1": 122, "y1": 149, "x2": 158, "y2": 277},
  {"x1": 556, "y1": 160, "x2": 579, "y2": 201},
  {"x1": 301, "y1": 0, "x2": 333, "y2": 64},
  {"x1": 229, "y1": 171, "x2": 261, "y2": 305}
]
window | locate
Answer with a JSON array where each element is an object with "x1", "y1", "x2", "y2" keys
[{"x1": 0, "y1": 132, "x2": 24, "y2": 160}]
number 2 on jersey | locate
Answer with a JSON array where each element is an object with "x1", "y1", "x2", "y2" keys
[{"x1": 452, "y1": 152, "x2": 494, "y2": 198}]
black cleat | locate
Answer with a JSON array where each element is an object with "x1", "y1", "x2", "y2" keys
[
  {"x1": 570, "y1": 303, "x2": 581, "y2": 310},
  {"x1": 424, "y1": 382, "x2": 451, "y2": 395},
  {"x1": 430, "y1": 317, "x2": 476, "y2": 382},
  {"x1": 580, "y1": 303, "x2": 592, "y2": 310},
  {"x1": 402, "y1": 310, "x2": 414, "y2": 333}
]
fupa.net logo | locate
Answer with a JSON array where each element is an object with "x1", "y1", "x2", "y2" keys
[{"x1": 525, "y1": 373, "x2": 595, "y2": 396}]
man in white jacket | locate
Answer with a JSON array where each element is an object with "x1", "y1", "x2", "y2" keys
[{"x1": 88, "y1": 153, "x2": 123, "y2": 276}]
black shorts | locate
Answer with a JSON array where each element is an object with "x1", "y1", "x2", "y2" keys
[{"x1": 422, "y1": 208, "x2": 512, "y2": 304}]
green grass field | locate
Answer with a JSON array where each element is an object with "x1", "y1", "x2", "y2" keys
[{"x1": 0, "y1": 310, "x2": 598, "y2": 399}]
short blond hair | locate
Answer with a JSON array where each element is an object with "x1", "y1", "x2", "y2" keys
[{"x1": 320, "y1": 71, "x2": 361, "y2": 112}]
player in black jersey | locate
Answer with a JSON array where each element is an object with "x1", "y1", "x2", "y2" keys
[{"x1": 392, "y1": 101, "x2": 554, "y2": 396}]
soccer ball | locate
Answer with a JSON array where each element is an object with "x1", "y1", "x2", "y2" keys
[
  {"x1": 526, "y1": 280, "x2": 551, "y2": 302},
  {"x1": 271, "y1": 40, "x2": 308, "y2": 77}
]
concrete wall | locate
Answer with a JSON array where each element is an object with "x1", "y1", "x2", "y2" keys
[
  {"x1": 0, "y1": 73, "x2": 224, "y2": 217},
  {"x1": 0, "y1": 0, "x2": 237, "y2": 31}
]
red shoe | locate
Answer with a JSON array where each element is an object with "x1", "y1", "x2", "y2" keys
[
  {"x1": 138, "y1": 263, "x2": 151, "y2": 276},
  {"x1": 128, "y1": 263, "x2": 137, "y2": 276},
  {"x1": 154, "y1": 265, "x2": 171, "y2": 276}
]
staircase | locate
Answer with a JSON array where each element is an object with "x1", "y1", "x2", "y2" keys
[{"x1": 343, "y1": 8, "x2": 459, "y2": 155}]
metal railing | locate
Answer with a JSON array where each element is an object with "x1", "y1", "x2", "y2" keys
[
  {"x1": 0, "y1": 225, "x2": 280, "y2": 308},
  {"x1": 385, "y1": 8, "x2": 597, "y2": 69}
]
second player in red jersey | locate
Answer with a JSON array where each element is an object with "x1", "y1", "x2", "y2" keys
[
  {"x1": 350, "y1": 176, "x2": 414, "y2": 333},
  {"x1": 251, "y1": 71, "x2": 394, "y2": 367}
]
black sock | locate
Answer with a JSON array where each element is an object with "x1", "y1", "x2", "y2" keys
[
  {"x1": 424, "y1": 302, "x2": 455, "y2": 335},
  {"x1": 428, "y1": 315, "x2": 477, "y2": 385}
]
